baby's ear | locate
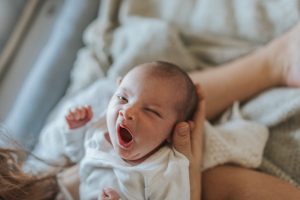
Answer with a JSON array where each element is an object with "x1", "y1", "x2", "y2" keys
[{"x1": 116, "y1": 77, "x2": 122, "y2": 85}]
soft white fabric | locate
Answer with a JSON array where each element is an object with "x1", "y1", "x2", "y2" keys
[
  {"x1": 70, "y1": 0, "x2": 300, "y2": 87},
  {"x1": 203, "y1": 102, "x2": 269, "y2": 169}
]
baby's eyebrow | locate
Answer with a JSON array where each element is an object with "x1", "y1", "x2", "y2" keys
[
  {"x1": 118, "y1": 87, "x2": 132, "y2": 95},
  {"x1": 145, "y1": 103, "x2": 162, "y2": 109}
]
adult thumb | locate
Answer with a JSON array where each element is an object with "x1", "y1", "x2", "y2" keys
[{"x1": 172, "y1": 122, "x2": 192, "y2": 159}]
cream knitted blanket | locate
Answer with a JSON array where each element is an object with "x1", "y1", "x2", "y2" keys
[{"x1": 58, "y1": 0, "x2": 300, "y2": 186}]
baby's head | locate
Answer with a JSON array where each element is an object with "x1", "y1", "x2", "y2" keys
[{"x1": 106, "y1": 61, "x2": 198, "y2": 163}]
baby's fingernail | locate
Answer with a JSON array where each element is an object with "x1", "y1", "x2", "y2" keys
[{"x1": 69, "y1": 115, "x2": 74, "y2": 120}]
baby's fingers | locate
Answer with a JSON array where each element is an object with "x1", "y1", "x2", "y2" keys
[
  {"x1": 78, "y1": 107, "x2": 86, "y2": 119},
  {"x1": 101, "y1": 187, "x2": 120, "y2": 200},
  {"x1": 86, "y1": 105, "x2": 93, "y2": 120},
  {"x1": 65, "y1": 105, "x2": 93, "y2": 129},
  {"x1": 66, "y1": 111, "x2": 74, "y2": 121}
]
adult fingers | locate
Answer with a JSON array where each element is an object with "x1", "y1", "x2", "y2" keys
[
  {"x1": 172, "y1": 122, "x2": 192, "y2": 160},
  {"x1": 191, "y1": 84, "x2": 206, "y2": 155}
]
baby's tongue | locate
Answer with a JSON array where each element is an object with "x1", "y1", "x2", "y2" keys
[{"x1": 120, "y1": 127, "x2": 133, "y2": 144}]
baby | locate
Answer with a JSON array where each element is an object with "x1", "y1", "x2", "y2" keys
[{"x1": 64, "y1": 61, "x2": 198, "y2": 199}]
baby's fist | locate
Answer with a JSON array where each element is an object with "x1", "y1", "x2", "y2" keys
[
  {"x1": 101, "y1": 187, "x2": 121, "y2": 200},
  {"x1": 65, "y1": 105, "x2": 93, "y2": 129}
]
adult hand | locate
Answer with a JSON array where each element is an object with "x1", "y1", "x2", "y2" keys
[
  {"x1": 264, "y1": 22, "x2": 300, "y2": 87},
  {"x1": 172, "y1": 85, "x2": 205, "y2": 200}
]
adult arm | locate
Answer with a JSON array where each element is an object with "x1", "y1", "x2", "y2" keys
[
  {"x1": 202, "y1": 165, "x2": 300, "y2": 200},
  {"x1": 173, "y1": 23, "x2": 300, "y2": 200},
  {"x1": 56, "y1": 165, "x2": 80, "y2": 200},
  {"x1": 189, "y1": 23, "x2": 300, "y2": 120}
]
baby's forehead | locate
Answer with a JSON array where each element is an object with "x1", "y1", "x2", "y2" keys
[
  {"x1": 126, "y1": 65, "x2": 183, "y2": 83},
  {"x1": 125, "y1": 68, "x2": 182, "y2": 89},
  {"x1": 121, "y1": 75, "x2": 181, "y2": 96},
  {"x1": 127, "y1": 65, "x2": 184, "y2": 91}
]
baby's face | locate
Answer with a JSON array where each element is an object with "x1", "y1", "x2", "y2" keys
[{"x1": 106, "y1": 66, "x2": 182, "y2": 163}]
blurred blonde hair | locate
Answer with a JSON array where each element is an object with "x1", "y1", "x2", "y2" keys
[{"x1": 0, "y1": 129, "x2": 59, "y2": 200}]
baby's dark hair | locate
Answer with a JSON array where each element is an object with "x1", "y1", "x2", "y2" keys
[{"x1": 141, "y1": 61, "x2": 198, "y2": 121}]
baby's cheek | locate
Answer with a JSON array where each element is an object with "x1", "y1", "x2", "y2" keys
[
  {"x1": 106, "y1": 111, "x2": 116, "y2": 129},
  {"x1": 142, "y1": 136, "x2": 164, "y2": 150}
]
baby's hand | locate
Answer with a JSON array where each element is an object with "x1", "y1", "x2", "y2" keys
[
  {"x1": 65, "y1": 105, "x2": 93, "y2": 129},
  {"x1": 101, "y1": 187, "x2": 121, "y2": 200}
]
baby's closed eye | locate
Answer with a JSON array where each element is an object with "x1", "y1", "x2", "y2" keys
[{"x1": 144, "y1": 107, "x2": 162, "y2": 118}]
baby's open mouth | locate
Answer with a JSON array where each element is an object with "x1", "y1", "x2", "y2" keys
[{"x1": 118, "y1": 125, "x2": 133, "y2": 148}]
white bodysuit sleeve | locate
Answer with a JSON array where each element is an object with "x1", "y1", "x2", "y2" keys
[{"x1": 25, "y1": 119, "x2": 87, "y2": 173}]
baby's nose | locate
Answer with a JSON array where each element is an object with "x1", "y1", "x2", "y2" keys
[{"x1": 119, "y1": 107, "x2": 135, "y2": 120}]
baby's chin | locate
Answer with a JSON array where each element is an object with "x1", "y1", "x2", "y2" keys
[
  {"x1": 115, "y1": 148, "x2": 148, "y2": 164},
  {"x1": 117, "y1": 149, "x2": 140, "y2": 160}
]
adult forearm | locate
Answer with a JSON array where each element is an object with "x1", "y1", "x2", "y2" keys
[
  {"x1": 202, "y1": 165, "x2": 300, "y2": 200},
  {"x1": 189, "y1": 49, "x2": 280, "y2": 120},
  {"x1": 59, "y1": 165, "x2": 80, "y2": 200},
  {"x1": 190, "y1": 166, "x2": 201, "y2": 200}
]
